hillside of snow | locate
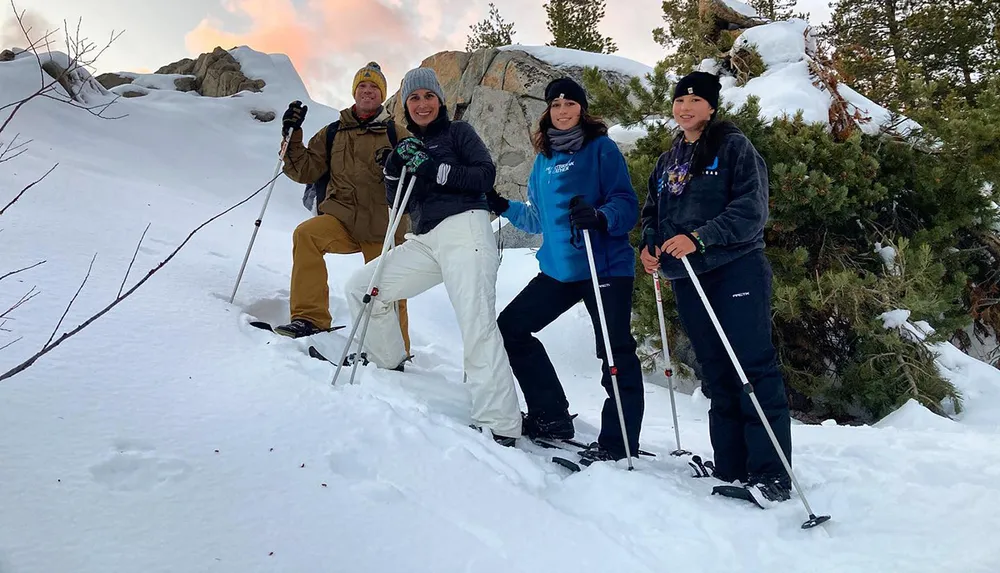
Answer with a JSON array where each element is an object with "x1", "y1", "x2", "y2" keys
[{"x1": 3, "y1": 45, "x2": 1000, "y2": 573}]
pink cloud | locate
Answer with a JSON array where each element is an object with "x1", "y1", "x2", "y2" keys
[{"x1": 184, "y1": 0, "x2": 437, "y2": 103}]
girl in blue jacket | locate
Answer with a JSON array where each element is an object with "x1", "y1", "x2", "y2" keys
[{"x1": 486, "y1": 77, "x2": 643, "y2": 464}]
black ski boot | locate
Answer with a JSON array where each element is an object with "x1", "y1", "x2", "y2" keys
[
  {"x1": 746, "y1": 473, "x2": 792, "y2": 506},
  {"x1": 274, "y1": 319, "x2": 323, "y2": 338},
  {"x1": 521, "y1": 412, "x2": 575, "y2": 440},
  {"x1": 577, "y1": 442, "x2": 621, "y2": 466}
]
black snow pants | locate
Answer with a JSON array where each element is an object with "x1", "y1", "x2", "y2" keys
[
  {"x1": 671, "y1": 249, "x2": 792, "y2": 482},
  {"x1": 497, "y1": 272, "x2": 644, "y2": 459}
]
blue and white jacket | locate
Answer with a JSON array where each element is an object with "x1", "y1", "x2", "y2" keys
[{"x1": 504, "y1": 135, "x2": 638, "y2": 283}]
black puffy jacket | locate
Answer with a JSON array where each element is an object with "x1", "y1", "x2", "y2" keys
[{"x1": 385, "y1": 110, "x2": 495, "y2": 235}]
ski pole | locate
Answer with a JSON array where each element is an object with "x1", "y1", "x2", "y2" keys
[
  {"x1": 230, "y1": 131, "x2": 293, "y2": 304},
  {"x1": 679, "y1": 255, "x2": 830, "y2": 529},
  {"x1": 644, "y1": 229, "x2": 688, "y2": 456},
  {"x1": 580, "y1": 225, "x2": 634, "y2": 471},
  {"x1": 332, "y1": 168, "x2": 415, "y2": 386}
]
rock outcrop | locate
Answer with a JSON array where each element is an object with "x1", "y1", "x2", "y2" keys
[
  {"x1": 95, "y1": 47, "x2": 266, "y2": 99},
  {"x1": 156, "y1": 47, "x2": 265, "y2": 97}
]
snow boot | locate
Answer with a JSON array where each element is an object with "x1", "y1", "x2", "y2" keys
[
  {"x1": 274, "y1": 319, "x2": 323, "y2": 338},
  {"x1": 746, "y1": 473, "x2": 792, "y2": 506},
  {"x1": 521, "y1": 411, "x2": 575, "y2": 441},
  {"x1": 469, "y1": 424, "x2": 517, "y2": 448}
]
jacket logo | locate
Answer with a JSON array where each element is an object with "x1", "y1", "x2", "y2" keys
[
  {"x1": 704, "y1": 156, "x2": 720, "y2": 176},
  {"x1": 546, "y1": 160, "x2": 575, "y2": 175},
  {"x1": 732, "y1": 291, "x2": 750, "y2": 298}
]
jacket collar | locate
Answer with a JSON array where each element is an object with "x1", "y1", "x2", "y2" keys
[{"x1": 341, "y1": 105, "x2": 388, "y2": 129}]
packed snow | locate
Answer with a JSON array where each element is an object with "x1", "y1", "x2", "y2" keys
[
  {"x1": 499, "y1": 44, "x2": 654, "y2": 80},
  {"x1": 4, "y1": 45, "x2": 1000, "y2": 573},
  {"x1": 722, "y1": 0, "x2": 761, "y2": 19}
]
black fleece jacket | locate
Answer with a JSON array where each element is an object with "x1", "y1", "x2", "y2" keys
[
  {"x1": 641, "y1": 121, "x2": 770, "y2": 280},
  {"x1": 385, "y1": 109, "x2": 495, "y2": 235}
]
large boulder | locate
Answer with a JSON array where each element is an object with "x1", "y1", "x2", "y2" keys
[{"x1": 387, "y1": 47, "x2": 643, "y2": 247}]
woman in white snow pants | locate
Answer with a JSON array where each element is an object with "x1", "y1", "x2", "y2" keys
[{"x1": 344, "y1": 67, "x2": 522, "y2": 445}]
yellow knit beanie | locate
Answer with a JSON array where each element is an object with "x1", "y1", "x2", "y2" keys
[{"x1": 352, "y1": 61, "x2": 387, "y2": 100}]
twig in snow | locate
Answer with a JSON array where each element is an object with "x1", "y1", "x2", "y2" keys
[
  {"x1": 0, "y1": 134, "x2": 33, "y2": 163},
  {"x1": 0, "y1": 260, "x2": 46, "y2": 284},
  {"x1": 46, "y1": 253, "x2": 97, "y2": 347},
  {"x1": 118, "y1": 223, "x2": 150, "y2": 298},
  {"x1": 0, "y1": 164, "x2": 57, "y2": 216}
]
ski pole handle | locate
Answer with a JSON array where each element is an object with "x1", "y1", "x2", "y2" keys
[{"x1": 643, "y1": 228, "x2": 658, "y2": 257}]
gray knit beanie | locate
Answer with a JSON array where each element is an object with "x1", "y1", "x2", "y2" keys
[{"x1": 401, "y1": 67, "x2": 446, "y2": 105}]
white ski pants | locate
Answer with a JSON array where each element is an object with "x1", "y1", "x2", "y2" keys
[{"x1": 344, "y1": 209, "x2": 522, "y2": 438}]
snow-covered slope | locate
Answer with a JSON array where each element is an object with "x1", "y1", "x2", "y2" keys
[{"x1": 3, "y1": 47, "x2": 1000, "y2": 573}]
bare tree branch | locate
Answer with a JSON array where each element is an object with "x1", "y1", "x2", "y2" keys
[
  {"x1": 118, "y1": 223, "x2": 149, "y2": 298},
  {"x1": 0, "y1": 172, "x2": 281, "y2": 382},
  {"x1": 45, "y1": 252, "x2": 96, "y2": 347},
  {"x1": 0, "y1": 134, "x2": 33, "y2": 163},
  {"x1": 0, "y1": 260, "x2": 45, "y2": 283},
  {"x1": 0, "y1": 337, "x2": 22, "y2": 352},
  {"x1": 0, "y1": 163, "x2": 56, "y2": 216},
  {"x1": 1, "y1": 1, "x2": 126, "y2": 136},
  {"x1": 39, "y1": 92, "x2": 127, "y2": 120}
]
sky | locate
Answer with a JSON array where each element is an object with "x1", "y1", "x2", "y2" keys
[{"x1": 9, "y1": 0, "x2": 833, "y2": 109}]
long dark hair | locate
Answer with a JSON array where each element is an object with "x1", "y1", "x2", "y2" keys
[{"x1": 532, "y1": 108, "x2": 609, "y2": 157}]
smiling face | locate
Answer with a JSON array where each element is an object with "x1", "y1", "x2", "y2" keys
[
  {"x1": 405, "y1": 89, "x2": 441, "y2": 128},
  {"x1": 354, "y1": 81, "x2": 382, "y2": 115},
  {"x1": 672, "y1": 94, "x2": 715, "y2": 136},
  {"x1": 549, "y1": 98, "x2": 582, "y2": 130}
]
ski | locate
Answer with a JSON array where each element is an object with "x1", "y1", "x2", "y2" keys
[{"x1": 712, "y1": 484, "x2": 766, "y2": 509}]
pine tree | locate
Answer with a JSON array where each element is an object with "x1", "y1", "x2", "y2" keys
[
  {"x1": 466, "y1": 2, "x2": 516, "y2": 51},
  {"x1": 544, "y1": 0, "x2": 618, "y2": 54},
  {"x1": 748, "y1": 0, "x2": 800, "y2": 20},
  {"x1": 826, "y1": 0, "x2": 919, "y2": 112},
  {"x1": 652, "y1": 0, "x2": 718, "y2": 73},
  {"x1": 827, "y1": 0, "x2": 1000, "y2": 110}
]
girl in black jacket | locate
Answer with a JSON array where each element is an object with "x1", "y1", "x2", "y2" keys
[
  {"x1": 344, "y1": 67, "x2": 522, "y2": 446},
  {"x1": 640, "y1": 71, "x2": 792, "y2": 503}
]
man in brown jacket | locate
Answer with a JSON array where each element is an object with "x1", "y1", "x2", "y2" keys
[{"x1": 275, "y1": 61, "x2": 410, "y2": 355}]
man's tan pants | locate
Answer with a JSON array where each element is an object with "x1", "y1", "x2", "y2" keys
[{"x1": 290, "y1": 214, "x2": 410, "y2": 353}]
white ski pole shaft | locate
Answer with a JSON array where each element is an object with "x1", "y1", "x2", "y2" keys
[
  {"x1": 332, "y1": 170, "x2": 415, "y2": 386},
  {"x1": 230, "y1": 132, "x2": 292, "y2": 303},
  {"x1": 680, "y1": 255, "x2": 821, "y2": 522},
  {"x1": 653, "y1": 270, "x2": 683, "y2": 453},
  {"x1": 583, "y1": 230, "x2": 634, "y2": 470}
]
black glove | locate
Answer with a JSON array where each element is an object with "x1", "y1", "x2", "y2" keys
[
  {"x1": 407, "y1": 150, "x2": 440, "y2": 181},
  {"x1": 569, "y1": 196, "x2": 607, "y2": 232},
  {"x1": 384, "y1": 147, "x2": 404, "y2": 178},
  {"x1": 282, "y1": 100, "x2": 307, "y2": 136},
  {"x1": 486, "y1": 189, "x2": 509, "y2": 215}
]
